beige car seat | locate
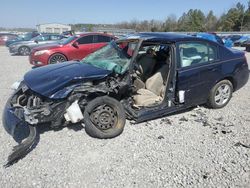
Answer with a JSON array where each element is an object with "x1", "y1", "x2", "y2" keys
[
  {"x1": 137, "y1": 49, "x2": 157, "y2": 81},
  {"x1": 133, "y1": 64, "x2": 169, "y2": 106}
]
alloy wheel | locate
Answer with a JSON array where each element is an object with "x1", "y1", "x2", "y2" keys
[
  {"x1": 49, "y1": 55, "x2": 66, "y2": 64},
  {"x1": 214, "y1": 84, "x2": 231, "y2": 106},
  {"x1": 19, "y1": 47, "x2": 30, "y2": 55}
]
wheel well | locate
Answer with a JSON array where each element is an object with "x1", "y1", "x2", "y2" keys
[
  {"x1": 18, "y1": 46, "x2": 30, "y2": 51},
  {"x1": 48, "y1": 53, "x2": 68, "y2": 64},
  {"x1": 219, "y1": 77, "x2": 236, "y2": 91}
]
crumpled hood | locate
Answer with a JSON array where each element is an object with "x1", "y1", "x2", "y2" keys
[{"x1": 24, "y1": 61, "x2": 112, "y2": 98}]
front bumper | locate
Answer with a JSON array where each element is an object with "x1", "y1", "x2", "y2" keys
[
  {"x1": 2, "y1": 94, "x2": 38, "y2": 166},
  {"x1": 2, "y1": 96, "x2": 27, "y2": 137},
  {"x1": 8, "y1": 46, "x2": 18, "y2": 54},
  {"x1": 29, "y1": 53, "x2": 47, "y2": 66}
]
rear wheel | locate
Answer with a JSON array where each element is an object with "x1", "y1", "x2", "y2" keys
[
  {"x1": 48, "y1": 53, "x2": 67, "y2": 64},
  {"x1": 84, "y1": 96, "x2": 126, "y2": 139},
  {"x1": 207, "y1": 80, "x2": 233, "y2": 109},
  {"x1": 18, "y1": 46, "x2": 30, "y2": 56}
]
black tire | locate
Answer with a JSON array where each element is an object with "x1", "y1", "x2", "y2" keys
[
  {"x1": 84, "y1": 96, "x2": 126, "y2": 139},
  {"x1": 246, "y1": 46, "x2": 250, "y2": 52},
  {"x1": 18, "y1": 46, "x2": 30, "y2": 56},
  {"x1": 207, "y1": 80, "x2": 233, "y2": 109},
  {"x1": 48, "y1": 53, "x2": 67, "y2": 64}
]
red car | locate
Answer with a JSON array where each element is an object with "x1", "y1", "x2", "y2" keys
[
  {"x1": 0, "y1": 33, "x2": 18, "y2": 45},
  {"x1": 29, "y1": 33, "x2": 116, "y2": 66}
]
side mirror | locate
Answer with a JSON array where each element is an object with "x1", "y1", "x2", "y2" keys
[
  {"x1": 72, "y1": 41, "x2": 79, "y2": 48},
  {"x1": 34, "y1": 40, "x2": 38, "y2": 43}
]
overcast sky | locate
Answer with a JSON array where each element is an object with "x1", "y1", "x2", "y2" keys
[{"x1": 0, "y1": 0, "x2": 248, "y2": 28}]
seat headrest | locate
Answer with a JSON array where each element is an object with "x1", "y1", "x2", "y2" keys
[{"x1": 182, "y1": 47, "x2": 198, "y2": 57}]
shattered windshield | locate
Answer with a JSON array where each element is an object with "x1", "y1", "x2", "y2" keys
[{"x1": 81, "y1": 41, "x2": 136, "y2": 74}]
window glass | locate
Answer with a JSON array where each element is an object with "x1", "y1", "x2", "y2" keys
[
  {"x1": 95, "y1": 35, "x2": 112, "y2": 43},
  {"x1": 179, "y1": 42, "x2": 217, "y2": 68},
  {"x1": 77, "y1": 35, "x2": 93, "y2": 44},
  {"x1": 33, "y1": 35, "x2": 44, "y2": 41},
  {"x1": 50, "y1": 35, "x2": 61, "y2": 40},
  {"x1": 82, "y1": 41, "x2": 135, "y2": 74},
  {"x1": 54, "y1": 28, "x2": 60, "y2": 33},
  {"x1": 46, "y1": 28, "x2": 53, "y2": 33},
  {"x1": 59, "y1": 36, "x2": 77, "y2": 45},
  {"x1": 42, "y1": 35, "x2": 50, "y2": 41}
]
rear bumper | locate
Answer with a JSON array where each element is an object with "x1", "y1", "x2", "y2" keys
[{"x1": 234, "y1": 64, "x2": 249, "y2": 91}]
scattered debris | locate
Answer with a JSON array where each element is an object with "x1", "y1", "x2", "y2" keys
[
  {"x1": 179, "y1": 117, "x2": 188, "y2": 122},
  {"x1": 221, "y1": 129, "x2": 232, "y2": 134},
  {"x1": 194, "y1": 118, "x2": 210, "y2": 127},
  {"x1": 202, "y1": 174, "x2": 208, "y2": 179},
  {"x1": 158, "y1": 135, "x2": 164, "y2": 139},
  {"x1": 214, "y1": 117, "x2": 224, "y2": 121},
  {"x1": 234, "y1": 142, "x2": 250, "y2": 148},
  {"x1": 160, "y1": 118, "x2": 172, "y2": 125}
]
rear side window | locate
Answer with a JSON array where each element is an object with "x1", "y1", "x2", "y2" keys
[
  {"x1": 50, "y1": 35, "x2": 62, "y2": 40},
  {"x1": 178, "y1": 42, "x2": 217, "y2": 68},
  {"x1": 77, "y1": 35, "x2": 93, "y2": 44},
  {"x1": 94, "y1": 35, "x2": 112, "y2": 43},
  {"x1": 35, "y1": 35, "x2": 44, "y2": 41}
]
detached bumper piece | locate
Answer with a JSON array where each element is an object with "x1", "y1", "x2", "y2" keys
[
  {"x1": 4, "y1": 124, "x2": 37, "y2": 167},
  {"x1": 3, "y1": 101, "x2": 38, "y2": 167}
]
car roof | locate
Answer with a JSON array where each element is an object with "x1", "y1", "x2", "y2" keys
[
  {"x1": 40, "y1": 33, "x2": 62, "y2": 36},
  {"x1": 121, "y1": 32, "x2": 217, "y2": 43},
  {"x1": 0, "y1": 33, "x2": 18, "y2": 36},
  {"x1": 78, "y1": 32, "x2": 114, "y2": 37}
]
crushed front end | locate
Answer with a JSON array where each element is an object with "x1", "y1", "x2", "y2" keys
[{"x1": 2, "y1": 82, "x2": 39, "y2": 166}]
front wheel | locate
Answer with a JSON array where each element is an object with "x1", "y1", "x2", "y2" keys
[
  {"x1": 207, "y1": 80, "x2": 233, "y2": 109},
  {"x1": 84, "y1": 96, "x2": 126, "y2": 139},
  {"x1": 48, "y1": 53, "x2": 67, "y2": 64}
]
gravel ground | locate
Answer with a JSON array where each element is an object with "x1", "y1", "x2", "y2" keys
[{"x1": 0, "y1": 46, "x2": 249, "y2": 188}]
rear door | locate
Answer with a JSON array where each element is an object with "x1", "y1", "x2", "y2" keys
[
  {"x1": 176, "y1": 41, "x2": 221, "y2": 106},
  {"x1": 93, "y1": 35, "x2": 113, "y2": 50}
]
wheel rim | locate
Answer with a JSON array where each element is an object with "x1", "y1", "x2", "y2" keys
[
  {"x1": 90, "y1": 105, "x2": 118, "y2": 131},
  {"x1": 214, "y1": 84, "x2": 231, "y2": 106},
  {"x1": 20, "y1": 47, "x2": 30, "y2": 55},
  {"x1": 50, "y1": 55, "x2": 66, "y2": 64}
]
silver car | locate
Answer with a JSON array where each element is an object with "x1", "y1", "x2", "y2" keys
[{"x1": 8, "y1": 34, "x2": 66, "y2": 55}]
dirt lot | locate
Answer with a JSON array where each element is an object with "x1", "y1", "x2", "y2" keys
[{"x1": 0, "y1": 46, "x2": 249, "y2": 187}]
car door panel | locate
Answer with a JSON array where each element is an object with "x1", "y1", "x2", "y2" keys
[
  {"x1": 177, "y1": 62, "x2": 221, "y2": 106},
  {"x1": 176, "y1": 41, "x2": 220, "y2": 106}
]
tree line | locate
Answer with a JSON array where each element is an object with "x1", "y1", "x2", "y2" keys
[
  {"x1": 115, "y1": 1, "x2": 250, "y2": 32},
  {"x1": 1, "y1": 1, "x2": 249, "y2": 33}
]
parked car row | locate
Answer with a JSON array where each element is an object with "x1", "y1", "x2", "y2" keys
[
  {"x1": 194, "y1": 32, "x2": 232, "y2": 47},
  {"x1": 223, "y1": 35, "x2": 250, "y2": 49},
  {"x1": 29, "y1": 33, "x2": 116, "y2": 66},
  {"x1": 8, "y1": 33, "x2": 67, "y2": 55},
  {"x1": 0, "y1": 33, "x2": 18, "y2": 45},
  {"x1": 2, "y1": 32, "x2": 249, "y2": 166},
  {"x1": 198, "y1": 34, "x2": 250, "y2": 51},
  {"x1": 5, "y1": 31, "x2": 40, "y2": 47}
]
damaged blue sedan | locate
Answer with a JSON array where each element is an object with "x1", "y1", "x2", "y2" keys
[{"x1": 2, "y1": 33, "x2": 249, "y2": 166}]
